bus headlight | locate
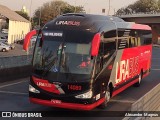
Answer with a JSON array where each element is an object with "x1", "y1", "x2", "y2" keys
[
  {"x1": 75, "y1": 90, "x2": 93, "y2": 99},
  {"x1": 29, "y1": 85, "x2": 40, "y2": 93}
]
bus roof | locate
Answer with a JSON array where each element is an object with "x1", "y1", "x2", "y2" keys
[{"x1": 43, "y1": 13, "x2": 151, "y2": 33}]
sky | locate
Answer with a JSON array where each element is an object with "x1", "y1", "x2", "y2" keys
[{"x1": 0, "y1": 0, "x2": 138, "y2": 16}]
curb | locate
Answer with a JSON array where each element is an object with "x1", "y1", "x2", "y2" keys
[{"x1": 0, "y1": 65, "x2": 32, "y2": 83}]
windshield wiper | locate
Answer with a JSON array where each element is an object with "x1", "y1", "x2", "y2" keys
[{"x1": 42, "y1": 57, "x2": 58, "y2": 77}]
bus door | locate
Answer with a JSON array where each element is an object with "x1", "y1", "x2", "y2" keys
[{"x1": 94, "y1": 22, "x2": 117, "y2": 96}]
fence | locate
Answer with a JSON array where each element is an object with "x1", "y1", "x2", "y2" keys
[
  {"x1": 123, "y1": 83, "x2": 160, "y2": 120},
  {"x1": 0, "y1": 55, "x2": 32, "y2": 69}
]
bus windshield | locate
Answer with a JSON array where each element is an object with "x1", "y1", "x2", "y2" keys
[{"x1": 33, "y1": 34, "x2": 94, "y2": 76}]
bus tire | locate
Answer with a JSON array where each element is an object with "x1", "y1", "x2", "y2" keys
[
  {"x1": 99, "y1": 88, "x2": 110, "y2": 109},
  {"x1": 134, "y1": 71, "x2": 142, "y2": 87}
]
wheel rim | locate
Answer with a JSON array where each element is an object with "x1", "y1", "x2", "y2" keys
[
  {"x1": 138, "y1": 73, "x2": 142, "y2": 84},
  {"x1": 105, "y1": 91, "x2": 110, "y2": 104}
]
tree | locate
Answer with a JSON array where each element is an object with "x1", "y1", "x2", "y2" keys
[
  {"x1": 33, "y1": 0, "x2": 85, "y2": 27},
  {"x1": 15, "y1": 11, "x2": 30, "y2": 20},
  {"x1": 158, "y1": 0, "x2": 160, "y2": 7},
  {"x1": 62, "y1": 5, "x2": 84, "y2": 14},
  {"x1": 116, "y1": 0, "x2": 159, "y2": 15}
]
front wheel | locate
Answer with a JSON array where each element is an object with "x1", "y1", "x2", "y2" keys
[{"x1": 99, "y1": 90, "x2": 110, "y2": 109}]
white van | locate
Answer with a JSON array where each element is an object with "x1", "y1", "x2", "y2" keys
[{"x1": 0, "y1": 42, "x2": 10, "y2": 52}]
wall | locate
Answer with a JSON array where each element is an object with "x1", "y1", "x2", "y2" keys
[
  {"x1": 8, "y1": 20, "x2": 30, "y2": 44},
  {"x1": 0, "y1": 55, "x2": 32, "y2": 82},
  {"x1": 123, "y1": 83, "x2": 160, "y2": 120}
]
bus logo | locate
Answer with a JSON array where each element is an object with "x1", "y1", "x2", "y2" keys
[
  {"x1": 116, "y1": 56, "x2": 139, "y2": 84},
  {"x1": 56, "y1": 21, "x2": 80, "y2": 26}
]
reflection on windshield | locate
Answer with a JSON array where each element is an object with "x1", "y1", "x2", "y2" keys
[{"x1": 33, "y1": 37, "x2": 93, "y2": 75}]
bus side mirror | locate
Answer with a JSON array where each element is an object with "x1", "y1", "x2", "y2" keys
[
  {"x1": 91, "y1": 33, "x2": 100, "y2": 56},
  {"x1": 23, "y1": 30, "x2": 37, "y2": 51}
]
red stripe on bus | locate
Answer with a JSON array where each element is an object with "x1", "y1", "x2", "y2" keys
[
  {"x1": 132, "y1": 24, "x2": 151, "y2": 30},
  {"x1": 30, "y1": 97, "x2": 105, "y2": 111},
  {"x1": 32, "y1": 76, "x2": 61, "y2": 95},
  {"x1": 112, "y1": 78, "x2": 139, "y2": 97}
]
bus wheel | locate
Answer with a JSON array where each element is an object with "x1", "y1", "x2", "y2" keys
[
  {"x1": 134, "y1": 72, "x2": 142, "y2": 87},
  {"x1": 99, "y1": 90, "x2": 110, "y2": 109}
]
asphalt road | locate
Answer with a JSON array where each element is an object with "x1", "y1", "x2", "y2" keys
[
  {"x1": 0, "y1": 44, "x2": 28, "y2": 57},
  {"x1": 0, "y1": 47, "x2": 160, "y2": 119}
]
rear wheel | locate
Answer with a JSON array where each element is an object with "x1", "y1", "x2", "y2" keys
[
  {"x1": 99, "y1": 89, "x2": 110, "y2": 109},
  {"x1": 134, "y1": 71, "x2": 142, "y2": 87}
]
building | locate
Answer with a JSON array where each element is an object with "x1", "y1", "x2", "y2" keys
[
  {"x1": 120, "y1": 14, "x2": 160, "y2": 44},
  {"x1": 0, "y1": 4, "x2": 30, "y2": 44}
]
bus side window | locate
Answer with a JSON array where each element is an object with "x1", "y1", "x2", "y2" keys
[
  {"x1": 144, "y1": 38, "x2": 152, "y2": 45},
  {"x1": 103, "y1": 30, "x2": 116, "y2": 61},
  {"x1": 137, "y1": 37, "x2": 141, "y2": 46},
  {"x1": 144, "y1": 31, "x2": 152, "y2": 45},
  {"x1": 103, "y1": 42, "x2": 116, "y2": 58},
  {"x1": 138, "y1": 30, "x2": 152, "y2": 46},
  {"x1": 130, "y1": 37, "x2": 136, "y2": 47},
  {"x1": 98, "y1": 42, "x2": 104, "y2": 56},
  {"x1": 129, "y1": 30, "x2": 139, "y2": 48},
  {"x1": 95, "y1": 43, "x2": 103, "y2": 75}
]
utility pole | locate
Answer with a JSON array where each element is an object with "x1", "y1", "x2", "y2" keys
[
  {"x1": 27, "y1": 0, "x2": 33, "y2": 55},
  {"x1": 74, "y1": 0, "x2": 77, "y2": 13},
  {"x1": 39, "y1": 7, "x2": 41, "y2": 28},
  {"x1": 108, "y1": 0, "x2": 110, "y2": 15},
  {"x1": 29, "y1": 0, "x2": 33, "y2": 32},
  {"x1": 29, "y1": 0, "x2": 32, "y2": 22}
]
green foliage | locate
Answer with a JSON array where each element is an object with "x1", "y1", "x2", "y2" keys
[
  {"x1": 158, "y1": 0, "x2": 160, "y2": 6},
  {"x1": 15, "y1": 11, "x2": 30, "y2": 20},
  {"x1": 33, "y1": 0, "x2": 85, "y2": 27},
  {"x1": 62, "y1": 5, "x2": 84, "y2": 14},
  {"x1": 116, "y1": 0, "x2": 160, "y2": 15}
]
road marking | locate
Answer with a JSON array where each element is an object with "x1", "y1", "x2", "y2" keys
[
  {"x1": 0, "y1": 90, "x2": 28, "y2": 95},
  {"x1": 110, "y1": 99, "x2": 135, "y2": 104},
  {"x1": 152, "y1": 58, "x2": 160, "y2": 59},
  {"x1": 151, "y1": 69, "x2": 160, "y2": 71},
  {"x1": 0, "y1": 80, "x2": 27, "y2": 89}
]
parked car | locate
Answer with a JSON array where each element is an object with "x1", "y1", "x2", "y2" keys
[
  {"x1": 1, "y1": 29, "x2": 8, "y2": 34},
  {"x1": 0, "y1": 42, "x2": 10, "y2": 52},
  {"x1": 2, "y1": 42, "x2": 15, "y2": 50},
  {"x1": 0, "y1": 36, "x2": 8, "y2": 42},
  {"x1": 31, "y1": 36, "x2": 37, "y2": 42},
  {"x1": 15, "y1": 39, "x2": 24, "y2": 44}
]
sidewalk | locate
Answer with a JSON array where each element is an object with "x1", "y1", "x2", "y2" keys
[
  {"x1": 153, "y1": 44, "x2": 160, "y2": 48},
  {"x1": 0, "y1": 44, "x2": 33, "y2": 57}
]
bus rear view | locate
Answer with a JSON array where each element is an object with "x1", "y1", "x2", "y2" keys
[{"x1": 24, "y1": 14, "x2": 152, "y2": 110}]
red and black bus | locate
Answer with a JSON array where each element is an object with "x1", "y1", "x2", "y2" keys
[{"x1": 24, "y1": 13, "x2": 152, "y2": 110}]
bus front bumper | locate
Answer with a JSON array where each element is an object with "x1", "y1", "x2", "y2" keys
[{"x1": 30, "y1": 97, "x2": 105, "y2": 111}]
